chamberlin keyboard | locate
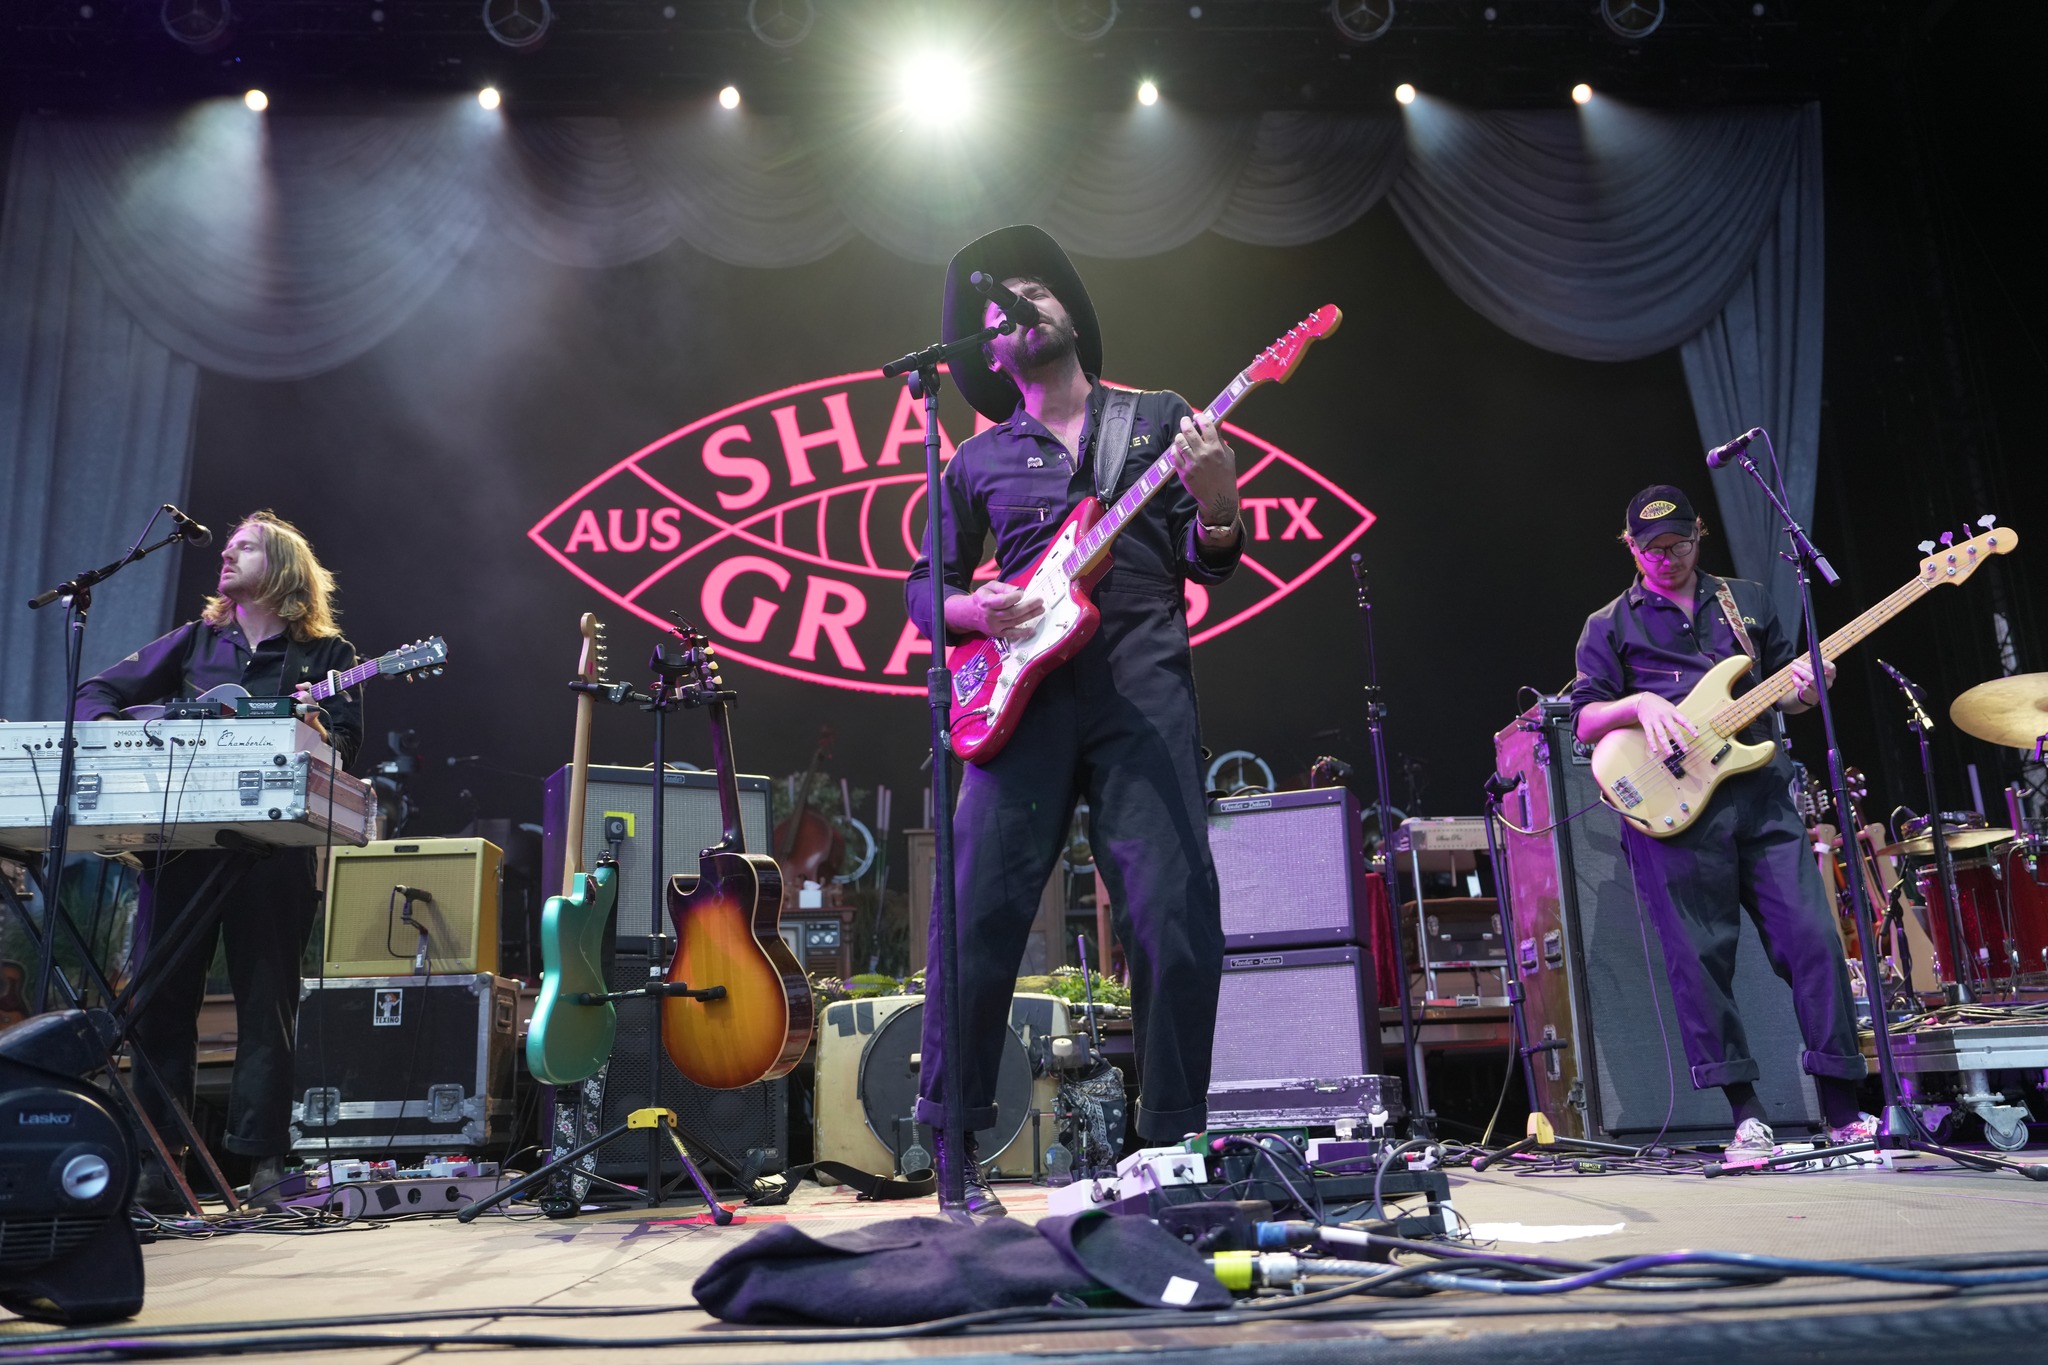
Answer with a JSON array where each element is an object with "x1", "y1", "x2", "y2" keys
[{"x1": 0, "y1": 718, "x2": 372, "y2": 853}]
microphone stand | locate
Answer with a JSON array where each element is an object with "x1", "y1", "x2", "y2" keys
[
  {"x1": 1706, "y1": 433, "x2": 2045, "y2": 1181},
  {"x1": 880, "y1": 313, "x2": 1015, "y2": 1211},
  {"x1": 1875, "y1": 661, "x2": 1980, "y2": 1002},
  {"x1": 1347, "y1": 553, "x2": 1429, "y2": 1135}
]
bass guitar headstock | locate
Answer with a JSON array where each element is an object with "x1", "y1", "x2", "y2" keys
[{"x1": 1916, "y1": 518, "x2": 2016, "y2": 589}]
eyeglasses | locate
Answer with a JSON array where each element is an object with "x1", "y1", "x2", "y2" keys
[{"x1": 1635, "y1": 538, "x2": 1697, "y2": 563}]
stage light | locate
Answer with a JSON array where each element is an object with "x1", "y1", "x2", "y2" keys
[
  {"x1": 1394, "y1": 83, "x2": 1415, "y2": 106},
  {"x1": 719, "y1": 84, "x2": 741, "y2": 110},
  {"x1": 1572, "y1": 83, "x2": 1594, "y2": 105},
  {"x1": 898, "y1": 52, "x2": 971, "y2": 122},
  {"x1": 478, "y1": 86, "x2": 501, "y2": 110},
  {"x1": 244, "y1": 89, "x2": 268, "y2": 112},
  {"x1": 1137, "y1": 79, "x2": 1159, "y2": 107}
]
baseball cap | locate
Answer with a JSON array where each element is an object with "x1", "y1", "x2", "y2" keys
[{"x1": 1626, "y1": 485, "x2": 1699, "y2": 542}]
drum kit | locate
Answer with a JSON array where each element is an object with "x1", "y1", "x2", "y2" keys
[{"x1": 1869, "y1": 673, "x2": 2048, "y2": 996}]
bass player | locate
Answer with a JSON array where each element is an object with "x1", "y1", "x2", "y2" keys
[
  {"x1": 1571, "y1": 484, "x2": 1873, "y2": 1158},
  {"x1": 902, "y1": 224, "x2": 1243, "y2": 1222}
]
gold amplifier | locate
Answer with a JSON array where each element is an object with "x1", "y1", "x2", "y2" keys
[{"x1": 324, "y1": 838, "x2": 501, "y2": 978}]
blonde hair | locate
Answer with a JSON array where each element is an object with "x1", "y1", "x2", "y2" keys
[{"x1": 202, "y1": 510, "x2": 342, "y2": 642}]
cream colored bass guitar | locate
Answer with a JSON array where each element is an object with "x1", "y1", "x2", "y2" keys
[{"x1": 1592, "y1": 525, "x2": 2017, "y2": 837}]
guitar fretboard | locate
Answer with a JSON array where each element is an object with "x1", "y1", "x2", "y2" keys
[
  {"x1": 1711, "y1": 571, "x2": 1937, "y2": 736},
  {"x1": 1061, "y1": 374, "x2": 1254, "y2": 580},
  {"x1": 304, "y1": 656, "x2": 383, "y2": 701}
]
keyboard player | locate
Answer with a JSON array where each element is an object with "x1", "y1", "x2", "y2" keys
[{"x1": 75, "y1": 510, "x2": 362, "y2": 1206}]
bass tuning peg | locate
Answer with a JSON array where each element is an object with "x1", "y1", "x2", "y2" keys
[
  {"x1": 1978, "y1": 513, "x2": 1998, "y2": 528},
  {"x1": 1918, "y1": 540, "x2": 1937, "y2": 554},
  {"x1": 1940, "y1": 531, "x2": 1955, "y2": 547}
]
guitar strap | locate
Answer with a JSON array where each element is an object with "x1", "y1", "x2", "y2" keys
[
  {"x1": 1712, "y1": 579, "x2": 1759, "y2": 663},
  {"x1": 1092, "y1": 389, "x2": 1143, "y2": 504}
]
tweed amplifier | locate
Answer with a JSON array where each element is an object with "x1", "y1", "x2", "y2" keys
[
  {"x1": 1208, "y1": 787, "x2": 1372, "y2": 950},
  {"x1": 1207, "y1": 944, "x2": 1394, "y2": 1129},
  {"x1": 325, "y1": 838, "x2": 501, "y2": 977}
]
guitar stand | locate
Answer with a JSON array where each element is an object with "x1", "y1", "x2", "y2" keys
[
  {"x1": 457, "y1": 1106, "x2": 731, "y2": 1224},
  {"x1": 1471, "y1": 1112, "x2": 1645, "y2": 1172}
]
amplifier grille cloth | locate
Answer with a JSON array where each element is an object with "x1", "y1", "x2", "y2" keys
[
  {"x1": 1211, "y1": 961, "x2": 1366, "y2": 1086},
  {"x1": 1210, "y1": 802, "x2": 1352, "y2": 939},
  {"x1": 578, "y1": 780, "x2": 769, "y2": 939}
]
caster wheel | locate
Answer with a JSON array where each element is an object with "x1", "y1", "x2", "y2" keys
[{"x1": 1984, "y1": 1118, "x2": 2032, "y2": 1152}]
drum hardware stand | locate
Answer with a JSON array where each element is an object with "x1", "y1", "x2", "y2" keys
[
  {"x1": 8, "y1": 504, "x2": 248, "y2": 1214},
  {"x1": 1708, "y1": 437, "x2": 2045, "y2": 1181},
  {"x1": 1876, "y1": 659, "x2": 1983, "y2": 1003},
  {"x1": 881, "y1": 307, "x2": 1018, "y2": 1211},
  {"x1": 465, "y1": 636, "x2": 755, "y2": 1223},
  {"x1": 1347, "y1": 553, "x2": 1430, "y2": 1135}
]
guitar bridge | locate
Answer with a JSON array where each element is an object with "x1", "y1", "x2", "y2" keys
[{"x1": 1611, "y1": 776, "x2": 1643, "y2": 809}]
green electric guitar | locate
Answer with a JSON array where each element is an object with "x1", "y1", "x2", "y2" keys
[{"x1": 525, "y1": 614, "x2": 620, "y2": 1087}]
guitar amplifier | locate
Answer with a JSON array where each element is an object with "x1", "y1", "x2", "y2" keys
[
  {"x1": 1208, "y1": 787, "x2": 1372, "y2": 950},
  {"x1": 1492, "y1": 699, "x2": 1820, "y2": 1143},
  {"x1": 1207, "y1": 945, "x2": 1395, "y2": 1129},
  {"x1": 541, "y1": 765, "x2": 772, "y2": 941},
  {"x1": 324, "y1": 839, "x2": 502, "y2": 978}
]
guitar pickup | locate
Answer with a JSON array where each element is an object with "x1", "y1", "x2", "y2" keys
[
  {"x1": 1661, "y1": 752, "x2": 1688, "y2": 780},
  {"x1": 1610, "y1": 776, "x2": 1643, "y2": 809},
  {"x1": 1709, "y1": 742, "x2": 1731, "y2": 767}
]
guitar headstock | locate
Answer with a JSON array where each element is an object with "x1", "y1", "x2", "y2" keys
[
  {"x1": 1918, "y1": 522, "x2": 2016, "y2": 588},
  {"x1": 663, "y1": 617, "x2": 730, "y2": 707},
  {"x1": 576, "y1": 614, "x2": 610, "y2": 687},
  {"x1": 383, "y1": 636, "x2": 448, "y2": 684},
  {"x1": 1243, "y1": 304, "x2": 1343, "y2": 388}
]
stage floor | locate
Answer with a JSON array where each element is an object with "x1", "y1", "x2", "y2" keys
[{"x1": 7, "y1": 1155, "x2": 2048, "y2": 1363}]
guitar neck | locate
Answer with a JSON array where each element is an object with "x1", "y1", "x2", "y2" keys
[
  {"x1": 1713, "y1": 572, "x2": 1935, "y2": 734},
  {"x1": 1069, "y1": 374, "x2": 1256, "y2": 578},
  {"x1": 707, "y1": 702, "x2": 748, "y2": 854},
  {"x1": 562, "y1": 691, "x2": 595, "y2": 895},
  {"x1": 304, "y1": 656, "x2": 382, "y2": 701}
]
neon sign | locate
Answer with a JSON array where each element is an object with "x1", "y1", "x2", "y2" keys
[{"x1": 530, "y1": 370, "x2": 1374, "y2": 695}]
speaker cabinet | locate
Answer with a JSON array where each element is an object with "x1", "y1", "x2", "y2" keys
[
  {"x1": 580, "y1": 947, "x2": 787, "y2": 1185},
  {"x1": 324, "y1": 839, "x2": 501, "y2": 977},
  {"x1": 1207, "y1": 945, "x2": 1390, "y2": 1128},
  {"x1": 1493, "y1": 700, "x2": 1821, "y2": 1143},
  {"x1": 812, "y1": 994, "x2": 1067, "y2": 1180},
  {"x1": 1208, "y1": 788, "x2": 1372, "y2": 950},
  {"x1": 541, "y1": 765, "x2": 772, "y2": 941}
]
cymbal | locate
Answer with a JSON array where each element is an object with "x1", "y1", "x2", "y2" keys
[
  {"x1": 1951, "y1": 672, "x2": 2048, "y2": 749},
  {"x1": 1874, "y1": 827, "x2": 2016, "y2": 859}
]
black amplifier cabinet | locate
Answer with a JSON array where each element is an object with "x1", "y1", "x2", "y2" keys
[
  {"x1": 291, "y1": 974, "x2": 519, "y2": 1154},
  {"x1": 1206, "y1": 944, "x2": 1395, "y2": 1129},
  {"x1": 542, "y1": 765, "x2": 773, "y2": 941},
  {"x1": 1208, "y1": 787, "x2": 1372, "y2": 950},
  {"x1": 1493, "y1": 699, "x2": 1820, "y2": 1144}
]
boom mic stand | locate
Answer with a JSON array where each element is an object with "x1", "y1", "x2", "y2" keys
[
  {"x1": 880, "y1": 312, "x2": 1016, "y2": 1212},
  {"x1": 1347, "y1": 553, "x2": 1429, "y2": 1135},
  {"x1": 1705, "y1": 431, "x2": 2045, "y2": 1181}
]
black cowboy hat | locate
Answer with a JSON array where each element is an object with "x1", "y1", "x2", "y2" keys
[{"x1": 941, "y1": 224, "x2": 1103, "y2": 423}]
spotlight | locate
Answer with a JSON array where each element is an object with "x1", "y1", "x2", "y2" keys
[
  {"x1": 718, "y1": 84, "x2": 741, "y2": 109},
  {"x1": 244, "y1": 88, "x2": 268, "y2": 112},
  {"x1": 1394, "y1": 83, "x2": 1415, "y2": 105},
  {"x1": 899, "y1": 52, "x2": 970, "y2": 122},
  {"x1": 1571, "y1": 83, "x2": 1593, "y2": 105},
  {"x1": 478, "y1": 86, "x2": 501, "y2": 110},
  {"x1": 1137, "y1": 79, "x2": 1158, "y2": 106}
]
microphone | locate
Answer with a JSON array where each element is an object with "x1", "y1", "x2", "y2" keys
[
  {"x1": 394, "y1": 885, "x2": 434, "y2": 904},
  {"x1": 1873, "y1": 657, "x2": 1925, "y2": 699},
  {"x1": 969, "y1": 271, "x2": 1041, "y2": 329},
  {"x1": 164, "y1": 504, "x2": 213, "y2": 547},
  {"x1": 1704, "y1": 428, "x2": 1764, "y2": 470},
  {"x1": 1483, "y1": 770, "x2": 1524, "y2": 800}
]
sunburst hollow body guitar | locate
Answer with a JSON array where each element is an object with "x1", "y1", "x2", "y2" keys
[{"x1": 1592, "y1": 526, "x2": 2017, "y2": 837}]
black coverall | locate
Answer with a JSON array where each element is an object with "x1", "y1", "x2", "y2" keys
[
  {"x1": 76, "y1": 618, "x2": 363, "y2": 1156},
  {"x1": 904, "y1": 382, "x2": 1240, "y2": 1141},
  {"x1": 1570, "y1": 573, "x2": 1865, "y2": 1090}
]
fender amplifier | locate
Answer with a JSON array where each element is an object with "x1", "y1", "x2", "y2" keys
[
  {"x1": 1208, "y1": 788, "x2": 1372, "y2": 950},
  {"x1": 1206, "y1": 945, "x2": 1394, "y2": 1129},
  {"x1": 325, "y1": 839, "x2": 501, "y2": 978}
]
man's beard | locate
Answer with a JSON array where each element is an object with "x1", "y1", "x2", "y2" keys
[{"x1": 1012, "y1": 312, "x2": 1078, "y2": 372}]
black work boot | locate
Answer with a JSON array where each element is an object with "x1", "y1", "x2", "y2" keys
[{"x1": 932, "y1": 1129, "x2": 1007, "y2": 1224}]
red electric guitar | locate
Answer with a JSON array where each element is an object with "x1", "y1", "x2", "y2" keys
[{"x1": 945, "y1": 305, "x2": 1343, "y2": 764}]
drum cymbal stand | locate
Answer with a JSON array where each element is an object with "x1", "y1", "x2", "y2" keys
[{"x1": 1877, "y1": 659, "x2": 1985, "y2": 1002}]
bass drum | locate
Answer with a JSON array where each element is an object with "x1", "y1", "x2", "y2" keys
[
  {"x1": 1918, "y1": 850, "x2": 2048, "y2": 986},
  {"x1": 857, "y1": 998, "x2": 1032, "y2": 1174}
]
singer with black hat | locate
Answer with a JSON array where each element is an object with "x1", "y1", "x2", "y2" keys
[
  {"x1": 1571, "y1": 484, "x2": 1872, "y2": 1160},
  {"x1": 903, "y1": 224, "x2": 1243, "y2": 1223}
]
